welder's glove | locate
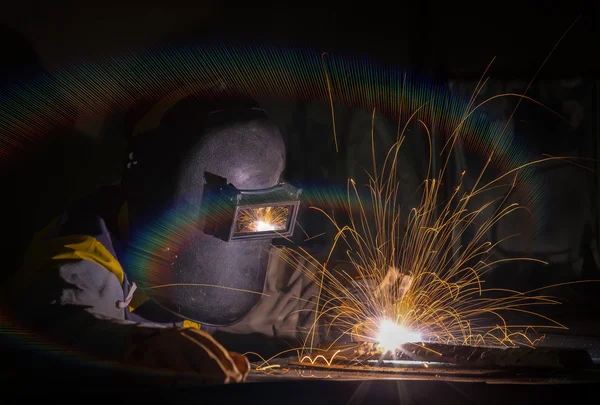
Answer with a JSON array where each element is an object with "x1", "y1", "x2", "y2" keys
[{"x1": 123, "y1": 326, "x2": 250, "y2": 384}]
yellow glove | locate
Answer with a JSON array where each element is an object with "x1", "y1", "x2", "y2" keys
[{"x1": 123, "y1": 326, "x2": 250, "y2": 384}]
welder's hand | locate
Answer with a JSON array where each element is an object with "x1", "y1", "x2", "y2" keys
[{"x1": 123, "y1": 326, "x2": 250, "y2": 384}]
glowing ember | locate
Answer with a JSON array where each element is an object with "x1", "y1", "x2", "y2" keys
[
  {"x1": 254, "y1": 220, "x2": 276, "y2": 232},
  {"x1": 376, "y1": 319, "x2": 422, "y2": 352}
]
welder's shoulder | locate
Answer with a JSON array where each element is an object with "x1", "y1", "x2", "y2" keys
[
  {"x1": 13, "y1": 186, "x2": 126, "y2": 294},
  {"x1": 17, "y1": 258, "x2": 126, "y2": 321}
]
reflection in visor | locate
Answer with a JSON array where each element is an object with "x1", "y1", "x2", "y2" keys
[
  {"x1": 201, "y1": 181, "x2": 301, "y2": 241},
  {"x1": 235, "y1": 206, "x2": 290, "y2": 234}
]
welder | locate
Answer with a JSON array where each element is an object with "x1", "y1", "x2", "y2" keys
[{"x1": 8, "y1": 91, "x2": 308, "y2": 384}]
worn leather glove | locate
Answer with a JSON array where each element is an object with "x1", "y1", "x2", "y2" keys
[{"x1": 123, "y1": 326, "x2": 250, "y2": 384}]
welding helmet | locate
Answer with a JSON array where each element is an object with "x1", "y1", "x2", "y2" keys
[{"x1": 123, "y1": 92, "x2": 300, "y2": 326}]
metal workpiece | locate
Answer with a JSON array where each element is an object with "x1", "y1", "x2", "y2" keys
[{"x1": 248, "y1": 339, "x2": 600, "y2": 384}]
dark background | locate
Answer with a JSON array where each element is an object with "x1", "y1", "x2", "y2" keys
[
  {"x1": 0, "y1": 0, "x2": 599, "y2": 399},
  {"x1": 1, "y1": 1, "x2": 598, "y2": 77}
]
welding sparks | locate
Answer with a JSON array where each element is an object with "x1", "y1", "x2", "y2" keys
[
  {"x1": 278, "y1": 76, "x2": 575, "y2": 363},
  {"x1": 236, "y1": 206, "x2": 289, "y2": 233},
  {"x1": 376, "y1": 320, "x2": 422, "y2": 352}
]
